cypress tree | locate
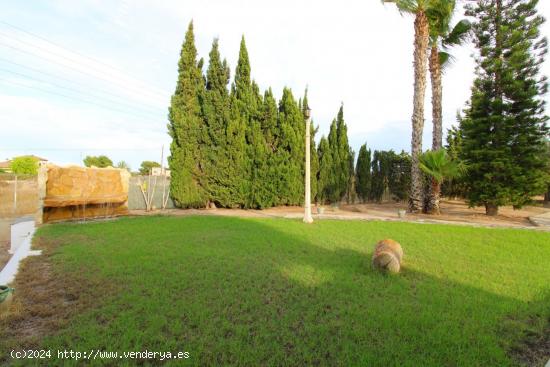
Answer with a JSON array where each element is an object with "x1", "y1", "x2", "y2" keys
[
  {"x1": 278, "y1": 88, "x2": 305, "y2": 204},
  {"x1": 355, "y1": 144, "x2": 372, "y2": 202},
  {"x1": 442, "y1": 115, "x2": 467, "y2": 198},
  {"x1": 388, "y1": 151, "x2": 412, "y2": 202},
  {"x1": 228, "y1": 36, "x2": 254, "y2": 207},
  {"x1": 370, "y1": 151, "x2": 384, "y2": 202},
  {"x1": 318, "y1": 136, "x2": 334, "y2": 204},
  {"x1": 168, "y1": 21, "x2": 207, "y2": 208},
  {"x1": 203, "y1": 38, "x2": 232, "y2": 206},
  {"x1": 327, "y1": 119, "x2": 340, "y2": 203},
  {"x1": 462, "y1": 0, "x2": 549, "y2": 215},
  {"x1": 335, "y1": 105, "x2": 352, "y2": 201}
]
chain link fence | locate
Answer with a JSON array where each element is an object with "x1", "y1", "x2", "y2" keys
[
  {"x1": 128, "y1": 176, "x2": 175, "y2": 210},
  {"x1": 0, "y1": 174, "x2": 38, "y2": 218}
]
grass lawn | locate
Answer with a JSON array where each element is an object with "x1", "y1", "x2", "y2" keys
[{"x1": 1, "y1": 215, "x2": 549, "y2": 366}]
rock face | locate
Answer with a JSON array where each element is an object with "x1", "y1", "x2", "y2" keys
[
  {"x1": 372, "y1": 239, "x2": 403, "y2": 273},
  {"x1": 42, "y1": 165, "x2": 130, "y2": 222}
]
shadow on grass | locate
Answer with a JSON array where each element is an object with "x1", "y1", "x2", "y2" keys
[{"x1": 1, "y1": 215, "x2": 549, "y2": 366}]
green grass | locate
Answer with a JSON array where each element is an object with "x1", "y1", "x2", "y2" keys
[{"x1": 3, "y1": 216, "x2": 550, "y2": 366}]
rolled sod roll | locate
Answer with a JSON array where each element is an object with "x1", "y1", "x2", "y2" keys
[{"x1": 372, "y1": 239, "x2": 403, "y2": 273}]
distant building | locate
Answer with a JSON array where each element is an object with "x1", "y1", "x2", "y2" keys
[
  {"x1": 0, "y1": 155, "x2": 48, "y2": 173},
  {"x1": 151, "y1": 167, "x2": 170, "y2": 177}
]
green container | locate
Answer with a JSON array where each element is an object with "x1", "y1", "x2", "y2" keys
[{"x1": 0, "y1": 285, "x2": 14, "y2": 304}]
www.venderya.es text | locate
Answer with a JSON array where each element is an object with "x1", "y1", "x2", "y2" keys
[{"x1": 11, "y1": 349, "x2": 190, "y2": 361}]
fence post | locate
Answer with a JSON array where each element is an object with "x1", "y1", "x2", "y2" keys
[{"x1": 36, "y1": 165, "x2": 47, "y2": 225}]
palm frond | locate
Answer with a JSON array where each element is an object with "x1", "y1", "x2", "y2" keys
[
  {"x1": 439, "y1": 50, "x2": 456, "y2": 71},
  {"x1": 418, "y1": 149, "x2": 463, "y2": 184},
  {"x1": 442, "y1": 19, "x2": 471, "y2": 48}
]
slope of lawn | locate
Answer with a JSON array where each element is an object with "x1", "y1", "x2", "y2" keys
[{"x1": 1, "y1": 215, "x2": 549, "y2": 366}]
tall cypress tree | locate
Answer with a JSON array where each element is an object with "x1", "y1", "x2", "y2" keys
[
  {"x1": 355, "y1": 143, "x2": 372, "y2": 202},
  {"x1": 278, "y1": 88, "x2": 305, "y2": 205},
  {"x1": 327, "y1": 119, "x2": 340, "y2": 203},
  {"x1": 227, "y1": 36, "x2": 254, "y2": 207},
  {"x1": 336, "y1": 105, "x2": 352, "y2": 201},
  {"x1": 461, "y1": 0, "x2": 549, "y2": 215},
  {"x1": 318, "y1": 136, "x2": 334, "y2": 204},
  {"x1": 370, "y1": 151, "x2": 384, "y2": 202},
  {"x1": 203, "y1": 38, "x2": 232, "y2": 206},
  {"x1": 168, "y1": 21, "x2": 207, "y2": 208}
]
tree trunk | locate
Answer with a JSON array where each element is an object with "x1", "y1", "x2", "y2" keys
[
  {"x1": 485, "y1": 203, "x2": 499, "y2": 216},
  {"x1": 409, "y1": 10, "x2": 430, "y2": 213},
  {"x1": 426, "y1": 44, "x2": 443, "y2": 214},
  {"x1": 430, "y1": 45, "x2": 443, "y2": 151},
  {"x1": 427, "y1": 178, "x2": 441, "y2": 214}
]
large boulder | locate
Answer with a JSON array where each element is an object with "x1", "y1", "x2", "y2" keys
[{"x1": 372, "y1": 239, "x2": 403, "y2": 273}]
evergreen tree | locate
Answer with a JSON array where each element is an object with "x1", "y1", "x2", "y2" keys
[
  {"x1": 261, "y1": 88, "x2": 287, "y2": 206},
  {"x1": 168, "y1": 21, "x2": 207, "y2": 207},
  {"x1": 370, "y1": 151, "x2": 385, "y2": 202},
  {"x1": 388, "y1": 151, "x2": 412, "y2": 202},
  {"x1": 202, "y1": 38, "x2": 232, "y2": 206},
  {"x1": 278, "y1": 88, "x2": 305, "y2": 205},
  {"x1": 336, "y1": 105, "x2": 352, "y2": 201},
  {"x1": 461, "y1": 0, "x2": 549, "y2": 215},
  {"x1": 228, "y1": 36, "x2": 254, "y2": 207},
  {"x1": 355, "y1": 144, "x2": 372, "y2": 202},
  {"x1": 317, "y1": 137, "x2": 334, "y2": 204},
  {"x1": 327, "y1": 119, "x2": 341, "y2": 203},
  {"x1": 442, "y1": 115, "x2": 467, "y2": 198}
]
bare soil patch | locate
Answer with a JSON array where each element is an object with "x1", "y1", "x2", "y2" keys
[
  {"x1": 0, "y1": 235, "x2": 117, "y2": 363},
  {"x1": 131, "y1": 199, "x2": 549, "y2": 229},
  {"x1": 0, "y1": 241, "x2": 9, "y2": 272}
]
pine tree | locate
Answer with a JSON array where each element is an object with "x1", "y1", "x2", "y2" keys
[
  {"x1": 168, "y1": 21, "x2": 207, "y2": 208},
  {"x1": 461, "y1": 0, "x2": 549, "y2": 215},
  {"x1": 355, "y1": 144, "x2": 372, "y2": 202}
]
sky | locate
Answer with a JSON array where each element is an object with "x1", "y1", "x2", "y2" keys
[{"x1": 0, "y1": 0, "x2": 549, "y2": 170}]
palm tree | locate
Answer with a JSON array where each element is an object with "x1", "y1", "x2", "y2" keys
[
  {"x1": 419, "y1": 149, "x2": 464, "y2": 214},
  {"x1": 426, "y1": 4, "x2": 470, "y2": 213},
  {"x1": 428, "y1": 8, "x2": 470, "y2": 150},
  {"x1": 382, "y1": 0, "x2": 453, "y2": 213}
]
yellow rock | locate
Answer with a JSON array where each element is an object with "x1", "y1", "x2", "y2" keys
[{"x1": 372, "y1": 239, "x2": 403, "y2": 273}]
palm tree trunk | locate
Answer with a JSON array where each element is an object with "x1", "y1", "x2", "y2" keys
[
  {"x1": 430, "y1": 45, "x2": 443, "y2": 151},
  {"x1": 409, "y1": 10, "x2": 430, "y2": 213},
  {"x1": 428, "y1": 178, "x2": 441, "y2": 214},
  {"x1": 428, "y1": 44, "x2": 443, "y2": 214}
]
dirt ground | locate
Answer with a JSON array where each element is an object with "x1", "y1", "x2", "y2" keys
[
  {"x1": 0, "y1": 241, "x2": 9, "y2": 271},
  {"x1": 130, "y1": 199, "x2": 550, "y2": 230}
]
